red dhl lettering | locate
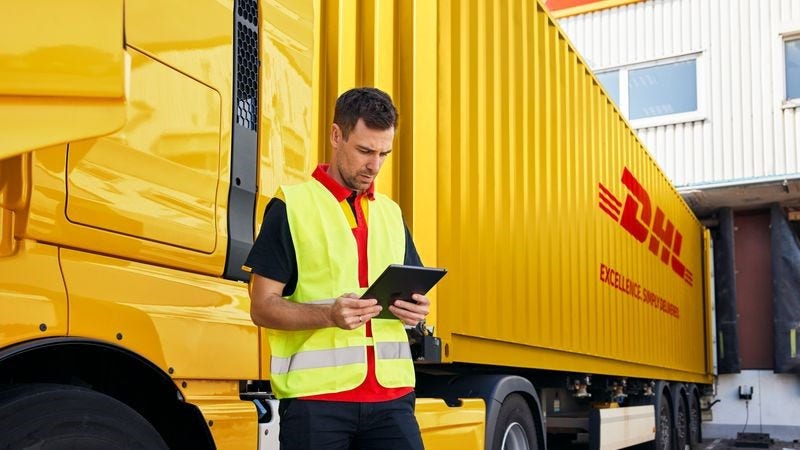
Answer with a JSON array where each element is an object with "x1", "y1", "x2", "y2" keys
[{"x1": 598, "y1": 167, "x2": 694, "y2": 287}]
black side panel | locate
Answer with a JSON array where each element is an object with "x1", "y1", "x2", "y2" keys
[
  {"x1": 714, "y1": 208, "x2": 741, "y2": 373},
  {"x1": 589, "y1": 409, "x2": 601, "y2": 450},
  {"x1": 770, "y1": 204, "x2": 800, "y2": 373},
  {"x1": 225, "y1": 0, "x2": 259, "y2": 281}
]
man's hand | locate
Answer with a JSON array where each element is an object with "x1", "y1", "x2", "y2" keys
[
  {"x1": 388, "y1": 293, "x2": 430, "y2": 326},
  {"x1": 250, "y1": 274, "x2": 382, "y2": 330},
  {"x1": 331, "y1": 293, "x2": 383, "y2": 330}
]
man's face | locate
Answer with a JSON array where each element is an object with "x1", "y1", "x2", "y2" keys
[{"x1": 329, "y1": 118, "x2": 394, "y2": 193}]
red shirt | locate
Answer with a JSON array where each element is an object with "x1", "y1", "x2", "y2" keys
[{"x1": 301, "y1": 164, "x2": 413, "y2": 402}]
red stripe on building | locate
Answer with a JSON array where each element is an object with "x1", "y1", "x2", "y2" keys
[{"x1": 545, "y1": 0, "x2": 605, "y2": 11}]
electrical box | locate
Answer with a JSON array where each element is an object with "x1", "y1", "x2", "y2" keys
[{"x1": 738, "y1": 385, "x2": 753, "y2": 400}]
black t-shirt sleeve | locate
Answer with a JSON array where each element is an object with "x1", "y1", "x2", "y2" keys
[
  {"x1": 403, "y1": 221, "x2": 424, "y2": 267},
  {"x1": 244, "y1": 198, "x2": 298, "y2": 296}
]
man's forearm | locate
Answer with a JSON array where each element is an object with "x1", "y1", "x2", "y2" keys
[{"x1": 251, "y1": 294, "x2": 336, "y2": 330}]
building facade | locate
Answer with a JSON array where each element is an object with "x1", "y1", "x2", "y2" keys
[{"x1": 551, "y1": 0, "x2": 800, "y2": 440}]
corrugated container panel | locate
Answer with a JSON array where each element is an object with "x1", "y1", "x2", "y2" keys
[
  {"x1": 558, "y1": 0, "x2": 800, "y2": 187},
  {"x1": 432, "y1": 0, "x2": 709, "y2": 383}
]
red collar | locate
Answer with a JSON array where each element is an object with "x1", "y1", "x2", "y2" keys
[{"x1": 312, "y1": 164, "x2": 375, "y2": 201}]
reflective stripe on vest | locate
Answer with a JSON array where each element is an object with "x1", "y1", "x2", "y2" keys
[
  {"x1": 271, "y1": 342, "x2": 412, "y2": 375},
  {"x1": 266, "y1": 179, "x2": 415, "y2": 399}
]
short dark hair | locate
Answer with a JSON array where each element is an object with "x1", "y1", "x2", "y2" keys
[{"x1": 333, "y1": 87, "x2": 398, "y2": 140}]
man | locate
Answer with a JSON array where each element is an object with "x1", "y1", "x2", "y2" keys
[{"x1": 246, "y1": 87, "x2": 429, "y2": 450}]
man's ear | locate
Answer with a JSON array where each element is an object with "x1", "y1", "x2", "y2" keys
[{"x1": 330, "y1": 123, "x2": 341, "y2": 148}]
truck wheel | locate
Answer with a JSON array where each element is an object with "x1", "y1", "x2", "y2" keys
[
  {"x1": 670, "y1": 387, "x2": 688, "y2": 450},
  {"x1": 687, "y1": 388, "x2": 701, "y2": 446},
  {"x1": 491, "y1": 393, "x2": 539, "y2": 450},
  {"x1": 0, "y1": 383, "x2": 168, "y2": 450},
  {"x1": 653, "y1": 390, "x2": 673, "y2": 450}
]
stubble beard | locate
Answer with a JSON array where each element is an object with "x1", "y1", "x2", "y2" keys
[
  {"x1": 335, "y1": 163, "x2": 368, "y2": 193},
  {"x1": 346, "y1": 174, "x2": 371, "y2": 192}
]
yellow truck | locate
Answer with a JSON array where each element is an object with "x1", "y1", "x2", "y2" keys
[{"x1": 0, "y1": 1, "x2": 714, "y2": 449}]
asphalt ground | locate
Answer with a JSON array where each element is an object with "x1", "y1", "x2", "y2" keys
[
  {"x1": 557, "y1": 438, "x2": 800, "y2": 449},
  {"x1": 701, "y1": 438, "x2": 800, "y2": 450}
]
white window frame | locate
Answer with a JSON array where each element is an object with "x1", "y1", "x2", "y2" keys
[
  {"x1": 778, "y1": 28, "x2": 800, "y2": 109},
  {"x1": 594, "y1": 51, "x2": 707, "y2": 129}
]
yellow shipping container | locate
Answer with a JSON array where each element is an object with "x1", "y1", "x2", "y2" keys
[{"x1": 424, "y1": 1, "x2": 711, "y2": 385}]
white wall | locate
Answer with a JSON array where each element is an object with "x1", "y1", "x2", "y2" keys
[
  {"x1": 704, "y1": 371, "x2": 800, "y2": 441},
  {"x1": 558, "y1": 0, "x2": 800, "y2": 188}
]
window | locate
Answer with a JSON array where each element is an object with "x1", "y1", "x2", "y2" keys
[
  {"x1": 628, "y1": 60, "x2": 697, "y2": 120},
  {"x1": 786, "y1": 38, "x2": 800, "y2": 101},
  {"x1": 594, "y1": 54, "x2": 702, "y2": 128}
]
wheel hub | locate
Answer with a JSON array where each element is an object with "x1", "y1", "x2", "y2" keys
[{"x1": 501, "y1": 421, "x2": 531, "y2": 450}]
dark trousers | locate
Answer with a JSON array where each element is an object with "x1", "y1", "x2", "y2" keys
[{"x1": 278, "y1": 392, "x2": 424, "y2": 450}]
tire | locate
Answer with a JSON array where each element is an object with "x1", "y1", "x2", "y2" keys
[
  {"x1": 687, "y1": 387, "x2": 702, "y2": 447},
  {"x1": 653, "y1": 389, "x2": 673, "y2": 450},
  {"x1": 0, "y1": 383, "x2": 169, "y2": 450},
  {"x1": 491, "y1": 393, "x2": 539, "y2": 450},
  {"x1": 670, "y1": 386, "x2": 688, "y2": 450}
]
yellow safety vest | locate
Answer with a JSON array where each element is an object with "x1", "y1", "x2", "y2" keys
[{"x1": 268, "y1": 179, "x2": 416, "y2": 399}]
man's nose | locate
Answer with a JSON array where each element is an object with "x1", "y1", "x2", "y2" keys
[{"x1": 366, "y1": 153, "x2": 382, "y2": 171}]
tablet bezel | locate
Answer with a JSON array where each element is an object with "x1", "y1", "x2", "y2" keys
[{"x1": 361, "y1": 264, "x2": 447, "y2": 320}]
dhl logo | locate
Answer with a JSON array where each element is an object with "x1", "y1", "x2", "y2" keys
[{"x1": 598, "y1": 167, "x2": 693, "y2": 286}]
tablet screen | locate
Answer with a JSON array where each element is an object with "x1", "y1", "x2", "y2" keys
[{"x1": 361, "y1": 264, "x2": 447, "y2": 320}]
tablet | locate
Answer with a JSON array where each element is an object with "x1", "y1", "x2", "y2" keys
[{"x1": 361, "y1": 264, "x2": 447, "y2": 320}]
